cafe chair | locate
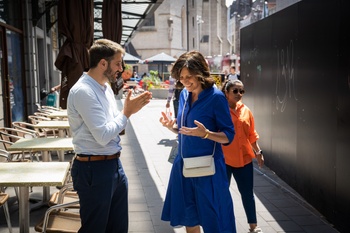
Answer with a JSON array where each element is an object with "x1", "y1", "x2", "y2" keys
[
  {"x1": 0, "y1": 191, "x2": 12, "y2": 233},
  {"x1": 0, "y1": 150, "x2": 13, "y2": 233},
  {"x1": 12, "y1": 121, "x2": 44, "y2": 137},
  {"x1": 40, "y1": 105, "x2": 61, "y2": 112},
  {"x1": 34, "y1": 111, "x2": 50, "y2": 118},
  {"x1": 49, "y1": 184, "x2": 79, "y2": 208},
  {"x1": 28, "y1": 115, "x2": 58, "y2": 138},
  {"x1": 0, "y1": 127, "x2": 40, "y2": 161},
  {"x1": 34, "y1": 200, "x2": 81, "y2": 233},
  {"x1": 0, "y1": 127, "x2": 37, "y2": 139}
]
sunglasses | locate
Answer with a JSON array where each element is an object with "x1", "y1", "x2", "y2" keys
[{"x1": 232, "y1": 89, "x2": 245, "y2": 94}]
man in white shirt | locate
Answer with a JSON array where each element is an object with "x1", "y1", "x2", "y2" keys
[{"x1": 67, "y1": 39, "x2": 152, "y2": 233}]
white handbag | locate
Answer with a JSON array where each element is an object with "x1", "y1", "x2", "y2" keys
[{"x1": 182, "y1": 153, "x2": 215, "y2": 178}]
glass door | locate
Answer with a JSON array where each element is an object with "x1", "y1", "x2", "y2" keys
[
  {"x1": 6, "y1": 30, "x2": 25, "y2": 123},
  {"x1": 0, "y1": 28, "x2": 25, "y2": 127},
  {"x1": 0, "y1": 28, "x2": 7, "y2": 126}
]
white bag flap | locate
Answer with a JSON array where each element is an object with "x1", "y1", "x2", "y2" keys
[{"x1": 183, "y1": 155, "x2": 213, "y2": 169}]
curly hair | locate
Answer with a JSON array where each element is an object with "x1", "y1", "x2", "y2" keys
[{"x1": 171, "y1": 51, "x2": 214, "y2": 89}]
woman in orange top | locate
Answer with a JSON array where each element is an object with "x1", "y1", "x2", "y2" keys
[{"x1": 222, "y1": 79, "x2": 264, "y2": 233}]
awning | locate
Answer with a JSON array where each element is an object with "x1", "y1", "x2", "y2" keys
[{"x1": 94, "y1": 0, "x2": 164, "y2": 46}]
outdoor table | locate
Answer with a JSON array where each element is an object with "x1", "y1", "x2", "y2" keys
[
  {"x1": 0, "y1": 162, "x2": 70, "y2": 233},
  {"x1": 8, "y1": 137, "x2": 74, "y2": 201},
  {"x1": 33, "y1": 120, "x2": 70, "y2": 137},
  {"x1": 33, "y1": 121, "x2": 71, "y2": 161},
  {"x1": 45, "y1": 109, "x2": 68, "y2": 119}
]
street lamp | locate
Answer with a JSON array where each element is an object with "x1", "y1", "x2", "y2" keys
[{"x1": 196, "y1": 15, "x2": 204, "y2": 51}]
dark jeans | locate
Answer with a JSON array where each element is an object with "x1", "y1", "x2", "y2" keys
[
  {"x1": 173, "y1": 99, "x2": 179, "y2": 119},
  {"x1": 226, "y1": 162, "x2": 257, "y2": 224},
  {"x1": 71, "y1": 158, "x2": 128, "y2": 233}
]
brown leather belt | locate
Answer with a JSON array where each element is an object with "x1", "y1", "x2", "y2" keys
[{"x1": 75, "y1": 152, "x2": 121, "y2": 162}]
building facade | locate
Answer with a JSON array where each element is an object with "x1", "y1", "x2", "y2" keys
[{"x1": 131, "y1": 0, "x2": 231, "y2": 75}]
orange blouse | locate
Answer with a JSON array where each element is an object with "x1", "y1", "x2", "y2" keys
[{"x1": 222, "y1": 102, "x2": 259, "y2": 168}]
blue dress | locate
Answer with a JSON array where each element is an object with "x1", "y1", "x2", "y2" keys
[{"x1": 161, "y1": 86, "x2": 237, "y2": 233}]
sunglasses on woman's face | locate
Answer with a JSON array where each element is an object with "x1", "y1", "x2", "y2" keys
[{"x1": 232, "y1": 89, "x2": 245, "y2": 94}]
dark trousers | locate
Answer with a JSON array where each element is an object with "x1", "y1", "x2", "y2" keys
[
  {"x1": 71, "y1": 158, "x2": 128, "y2": 233},
  {"x1": 226, "y1": 162, "x2": 257, "y2": 224},
  {"x1": 173, "y1": 99, "x2": 179, "y2": 118}
]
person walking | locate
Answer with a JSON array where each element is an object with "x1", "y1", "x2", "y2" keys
[
  {"x1": 67, "y1": 38, "x2": 152, "y2": 233},
  {"x1": 221, "y1": 79, "x2": 264, "y2": 233},
  {"x1": 165, "y1": 75, "x2": 182, "y2": 120},
  {"x1": 160, "y1": 50, "x2": 236, "y2": 233}
]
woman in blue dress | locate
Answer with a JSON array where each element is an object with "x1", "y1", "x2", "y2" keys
[{"x1": 160, "y1": 51, "x2": 237, "y2": 233}]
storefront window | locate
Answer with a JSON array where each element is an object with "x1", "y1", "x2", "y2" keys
[
  {"x1": 0, "y1": 0, "x2": 22, "y2": 29},
  {"x1": 7, "y1": 31, "x2": 24, "y2": 122}
]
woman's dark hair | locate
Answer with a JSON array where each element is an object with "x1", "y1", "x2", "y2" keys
[
  {"x1": 221, "y1": 79, "x2": 244, "y2": 93},
  {"x1": 171, "y1": 50, "x2": 214, "y2": 89}
]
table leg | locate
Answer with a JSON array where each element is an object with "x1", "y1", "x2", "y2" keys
[
  {"x1": 19, "y1": 186, "x2": 30, "y2": 233},
  {"x1": 42, "y1": 151, "x2": 51, "y2": 202},
  {"x1": 58, "y1": 129, "x2": 65, "y2": 161}
]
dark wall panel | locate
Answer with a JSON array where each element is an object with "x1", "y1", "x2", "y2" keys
[
  {"x1": 335, "y1": 0, "x2": 350, "y2": 230},
  {"x1": 240, "y1": 0, "x2": 350, "y2": 232}
]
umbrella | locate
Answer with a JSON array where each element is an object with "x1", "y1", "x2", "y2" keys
[
  {"x1": 102, "y1": 0, "x2": 122, "y2": 43},
  {"x1": 54, "y1": 0, "x2": 94, "y2": 109},
  {"x1": 102, "y1": 0, "x2": 123, "y2": 95},
  {"x1": 143, "y1": 52, "x2": 176, "y2": 79},
  {"x1": 124, "y1": 52, "x2": 141, "y2": 64},
  {"x1": 143, "y1": 52, "x2": 176, "y2": 63}
]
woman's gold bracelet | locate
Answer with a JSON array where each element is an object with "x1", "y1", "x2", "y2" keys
[{"x1": 202, "y1": 129, "x2": 210, "y2": 139}]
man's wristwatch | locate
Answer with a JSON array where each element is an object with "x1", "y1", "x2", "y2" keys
[{"x1": 256, "y1": 150, "x2": 263, "y2": 155}]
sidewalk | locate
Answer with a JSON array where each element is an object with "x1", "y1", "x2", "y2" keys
[
  {"x1": 0, "y1": 99, "x2": 340, "y2": 233},
  {"x1": 125, "y1": 99, "x2": 339, "y2": 233}
]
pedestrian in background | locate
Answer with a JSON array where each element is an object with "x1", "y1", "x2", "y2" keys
[
  {"x1": 166, "y1": 76, "x2": 183, "y2": 121},
  {"x1": 221, "y1": 79, "x2": 264, "y2": 233},
  {"x1": 160, "y1": 50, "x2": 236, "y2": 233},
  {"x1": 227, "y1": 65, "x2": 240, "y2": 80},
  {"x1": 67, "y1": 38, "x2": 152, "y2": 233}
]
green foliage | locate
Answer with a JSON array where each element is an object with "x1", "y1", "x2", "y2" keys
[
  {"x1": 141, "y1": 70, "x2": 162, "y2": 89},
  {"x1": 124, "y1": 63, "x2": 132, "y2": 71}
]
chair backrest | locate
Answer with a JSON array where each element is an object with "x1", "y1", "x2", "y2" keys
[
  {"x1": 0, "y1": 149, "x2": 11, "y2": 162},
  {"x1": 34, "y1": 111, "x2": 50, "y2": 117},
  {"x1": 12, "y1": 122, "x2": 39, "y2": 136},
  {"x1": 0, "y1": 128, "x2": 23, "y2": 143},
  {"x1": 28, "y1": 115, "x2": 51, "y2": 125},
  {"x1": 0, "y1": 127, "x2": 36, "y2": 139},
  {"x1": 0, "y1": 127, "x2": 38, "y2": 151},
  {"x1": 0, "y1": 139, "x2": 14, "y2": 151}
]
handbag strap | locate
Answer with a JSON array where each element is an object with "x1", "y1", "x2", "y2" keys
[{"x1": 180, "y1": 95, "x2": 216, "y2": 159}]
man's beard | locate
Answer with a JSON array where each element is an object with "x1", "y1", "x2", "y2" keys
[{"x1": 104, "y1": 65, "x2": 117, "y2": 83}]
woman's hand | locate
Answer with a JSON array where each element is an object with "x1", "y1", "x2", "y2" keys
[
  {"x1": 256, "y1": 154, "x2": 264, "y2": 168},
  {"x1": 179, "y1": 120, "x2": 207, "y2": 138},
  {"x1": 179, "y1": 120, "x2": 229, "y2": 143},
  {"x1": 159, "y1": 112, "x2": 177, "y2": 133}
]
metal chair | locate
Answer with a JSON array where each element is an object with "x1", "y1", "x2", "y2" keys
[
  {"x1": 48, "y1": 184, "x2": 79, "y2": 208},
  {"x1": 12, "y1": 121, "x2": 45, "y2": 138},
  {"x1": 0, "y1": 127, "x2": 39, "y2": 161},
  {"x1": 28, "y1": 115, "x2": 58, "y2": 137},
  {"x1": 0, "y1": 149, "x2": 13, "y2": 233},
  {"x1": 34, "y1": 200, "x2": 80, "y2": 233}
]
